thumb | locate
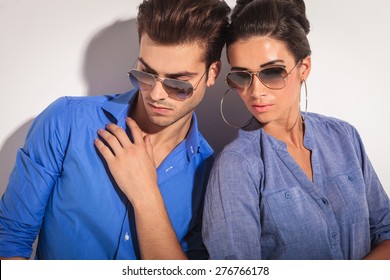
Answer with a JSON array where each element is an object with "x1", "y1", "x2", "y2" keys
[{"x1": 143, "y1": 135, "x2": 155, "y2": 165}]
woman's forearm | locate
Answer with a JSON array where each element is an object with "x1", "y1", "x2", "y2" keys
[{"x1": 363, "y1": 240, "x2": 390, "y2": 260}]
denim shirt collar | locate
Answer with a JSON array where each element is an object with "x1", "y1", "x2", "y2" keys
[
  {"x1": 302, "y1": 114, "x2": 315, "y2": 151},
  {"x1": 242, "y1": 114, "x2": 315, "y2": 152}
]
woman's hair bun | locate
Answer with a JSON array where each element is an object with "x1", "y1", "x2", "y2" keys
[
  {"x1": 232, "y1": 0, "x2": 310, "y2": 35},
  {"x1": 228, "y1": 0, "x2": 312, "y2": 60},
  {"x1": 287, "y1": 0, "x2": 310, "y2": 35}
]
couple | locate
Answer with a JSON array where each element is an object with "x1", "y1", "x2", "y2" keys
[{"x1": 1, "y1": 0, "x2": 389, "y2": 260}]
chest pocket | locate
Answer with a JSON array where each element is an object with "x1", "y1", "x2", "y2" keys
[
  {"x1": 334, "y1": 169, "x2": 369, "y2": 224},
  {"x1": 264, "y1": 186, "x2": 328, "y2": 246}
]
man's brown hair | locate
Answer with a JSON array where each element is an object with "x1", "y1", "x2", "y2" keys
[{"x1": 137, "y1": 0, "x2": 230, "y2": 67}]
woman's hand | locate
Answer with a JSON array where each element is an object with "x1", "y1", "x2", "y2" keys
[
  {"x1": 94, "y1": 117, "x2": 187, "y2": 259},
  {"x1": 94, "y1": 117, "x2": 158, "y2": 206},
  {"x1": 363, "y1": 240, "x2": 390, "y2": 260}
]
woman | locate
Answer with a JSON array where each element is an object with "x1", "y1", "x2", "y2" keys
[{"x1": 202, "y1": 0, "x2": 390, "y2": 259}]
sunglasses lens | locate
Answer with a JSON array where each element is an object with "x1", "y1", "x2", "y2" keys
[
  {"x1": 129, "y1": 69, "x2": 196, "y2": 100},
  {"x1": 226, "y1": 72, "x2": 252, "y2": 89},
  {"x1": 129, "y1": 70, "x2": 155, "y2": 91},
  {"x1": 258, "y1": 67, "x2": 287, "y2": 89},
  {"x1": 163, "y1": 79, "x2": 193, "y2": 100}
]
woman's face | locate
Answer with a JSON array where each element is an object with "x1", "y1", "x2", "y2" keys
[{"x1": 227, "y1": 36, "x2": 310, "y2": 127}]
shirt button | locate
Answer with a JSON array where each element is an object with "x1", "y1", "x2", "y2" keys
[
  {"x1": 331, "y1": 232, "x2": 338, "y2": 239},
  {"x1": 321, "y1": 198, "x2": 329, "y2": 205},
  {"x1": 125, "y1": 233, "x2": 130, "y2": 241},
  {"x1": 348, "y1": 176, "x2": 354, "y2": 181},
  {"x1": 165, "y1": 166, "x2": 173, "y2": 172},
  {"x1": 285, "y1": 192, "x2": 292, "y2": 199}
]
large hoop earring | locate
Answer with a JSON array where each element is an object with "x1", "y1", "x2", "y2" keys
[
  {"x1": 300, "y1": 80, "x2": 308, "y2": 122},
  {"x1": 220, "y1": 88, "x2": 253, "y2": 129}
]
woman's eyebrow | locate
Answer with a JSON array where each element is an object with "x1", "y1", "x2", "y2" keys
[
  {"x1": 260, "y1": 59, "x2": 285, "y2": 68},
  {"x1": 230, "y1": 59, "x2": 286, "y2": 71}
]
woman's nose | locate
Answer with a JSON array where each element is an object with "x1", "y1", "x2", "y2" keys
[{"x1": 249, "y1": 74, "x2": 268, "y2": 98}]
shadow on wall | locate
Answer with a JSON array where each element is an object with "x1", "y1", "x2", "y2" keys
[
  {"x1": 0, "y1": 120, "x2": 34, "y2": 196},
  {"x1": 83, "y1": 19, "x2": 140, "y2": 97},
  {"x1": 196, "y1": 50, "x2": 251, "y2": 153}
]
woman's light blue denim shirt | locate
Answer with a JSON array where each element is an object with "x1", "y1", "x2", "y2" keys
[{"x1": 203, "y1": 113, "x2": 390, "y2": 259}]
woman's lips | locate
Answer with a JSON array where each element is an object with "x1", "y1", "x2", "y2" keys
[{"x1": 251, "y1": 104, "x2": 274, "y2": 113}]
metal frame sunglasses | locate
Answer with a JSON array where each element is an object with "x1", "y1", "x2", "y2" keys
[
  {"x1": 225, "y1": 60, "x2": 301, "y2": 90},
  {"x1": 128, "y1": 68, "x2": 207, "y2": 101}
]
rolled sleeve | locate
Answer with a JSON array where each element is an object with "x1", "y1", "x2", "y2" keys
[
  {"x1": 351, "y1": 126, "x2": 390, "y2": 246},
  {"x1": 364, "y1": 158, "x2": 390, "y2": 245},
  {"x1": 0, "y1": 97, "x2": 68, "y2": 258}
]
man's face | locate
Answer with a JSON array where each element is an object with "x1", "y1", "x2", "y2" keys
[{"x1": 134, "y1": 34, "x2": 219, "y2": 128}]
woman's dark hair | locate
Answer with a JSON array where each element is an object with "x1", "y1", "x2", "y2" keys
[
  {"x1": 137, "y1": 0, "x2": 230, "y2": 67},
  {"x1": 228, "y1": 0, "x2": 311, "y2": 62}
]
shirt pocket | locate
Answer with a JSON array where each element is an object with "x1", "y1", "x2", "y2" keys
[
  {"x1": 264, "y1": 186, "x2": 328, "y2": 246},
  {"x1": 334, "y1": 169, "x2": 369, "y2": 224}
]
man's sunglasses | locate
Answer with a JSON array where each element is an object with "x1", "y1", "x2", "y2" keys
[
  {"x1": 128, "y1": 69, "x2": 207, "y2": 101},
  {"x1": 225, "y1": 60, "x2": 301, "y2": 91}
]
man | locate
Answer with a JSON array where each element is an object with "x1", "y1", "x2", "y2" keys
[{"x1": 0, "y1": 0, "x2": 230, "y2": 259}]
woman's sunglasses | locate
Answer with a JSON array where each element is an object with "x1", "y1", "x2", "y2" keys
[
  {"x1": 128, "y1": 69, "x2": 207, "y2": 101},
  {"x1": 225, "y1": 60, "x2": 301, "y2": 91}
]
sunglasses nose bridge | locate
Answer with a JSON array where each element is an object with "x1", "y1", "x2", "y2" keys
[
  {"x1": 248, "y1": 71, "x2": 274, "y2": 97},
  {"x1": 253, "y1": 71, "x2": 262, "y2": 85},
  {"x1": 149, "y1": 76, "x2": 170, "y2": 100},
  {"x1": 244, "y1": 71, "x2": 266, "y2": 88},
  {"x1": 251, "y1": 71, "x2": 268, "y2": 89},
  {"x1": 153, "y1": 75, "x2": 164, "y2": 87}
]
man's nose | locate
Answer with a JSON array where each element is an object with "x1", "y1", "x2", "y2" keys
[{"x1": 150, "y1": 79, "x2": 169, "y2": 101}]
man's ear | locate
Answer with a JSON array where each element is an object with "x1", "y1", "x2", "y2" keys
[
  {"x1": 206, "y1": 61, "x2": 221, "y2": 87},
  {"x1": 300, "y1": 56, "x2": 311, "y2": 81}
]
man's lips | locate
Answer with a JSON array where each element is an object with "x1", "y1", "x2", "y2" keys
[{"x1": 148, "y1": 103, "x2": 172, "y2": 113}]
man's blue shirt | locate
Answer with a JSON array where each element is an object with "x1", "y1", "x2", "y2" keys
[
  {"x1": 0, "y1": 90, "x2": 214, "y2": 259},
  {"x1": 203, "y1": 113, "x2": 390, "y2": 259}
]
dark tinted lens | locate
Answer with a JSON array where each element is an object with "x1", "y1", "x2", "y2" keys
[
  {"x1": 163, "y1": 79, "x2": 193, "y2": 100},
  {"x1": 226, "y1": 72, "x2": 252, "y2": 89},
  {"x1": 258, "y1": 67, "x2": 287, "y2": 89},
  {"x1": 129, "y1": 70, "x2": 155, "y2": 91}
]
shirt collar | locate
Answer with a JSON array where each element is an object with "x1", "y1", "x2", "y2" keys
[
  {"x1": 184, "y1": 112, "x2": 202, "y2": 160},
  {"x1": 101, "y1": 89, "x2": 202, "y2": 160},
  {"x1": 263, "y1": 114, "x2": 315, "y2": 151},
  {"x1": 101, "y1": 89, "x2": 138, "y2": 124},
  {"x1": 245, "y1": 116, "x2": 315, "y2": 151},
  {"x1": 303, "y1": 113, "x2": 314, "y2": 150}
]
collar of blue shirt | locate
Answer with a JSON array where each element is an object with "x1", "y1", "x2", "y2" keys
[{"x1": 100, "y1": 89, "x2": 204, "y2": 161}]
